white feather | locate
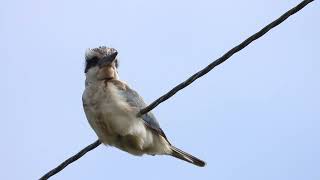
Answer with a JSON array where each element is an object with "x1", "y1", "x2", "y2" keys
[
  {"x1": 83, "y1": 79, "x2": 171, "y2": 156},
  {"x1": 85, "y1": 48, "x2": 97, "y2": 60}
]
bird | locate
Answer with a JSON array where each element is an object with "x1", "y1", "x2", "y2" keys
[{"x1": 82, "y1": 46, "x2": 205, "y2": 167}]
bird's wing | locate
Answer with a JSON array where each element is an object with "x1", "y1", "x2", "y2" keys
[{"x1": 114, "y1": 81, "x2": 168, "y2": 140}]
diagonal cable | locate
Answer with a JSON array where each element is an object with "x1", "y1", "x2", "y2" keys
[
  {"x1": 39, "y1": 140, "x2": 101, "y2": 180},
  {"x1": 138, "y1": 0, "x2": 314, "y2": 116},
  {"x1": 39, "y1": 0, "x2": 314, "y2": 179}
]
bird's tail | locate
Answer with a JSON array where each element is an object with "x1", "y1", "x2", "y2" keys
[{"x1": 169, "y1": 146, "x2": 206, "y2": 167}]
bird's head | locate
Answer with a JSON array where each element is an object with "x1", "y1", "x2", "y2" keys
[{"x1": 84, "y1": 46, "x2": 119, "y2": 80}]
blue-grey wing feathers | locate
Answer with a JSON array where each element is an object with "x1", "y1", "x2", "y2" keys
[{"x1": 119, "y1": 86, "x2": 167, "y2": 138}]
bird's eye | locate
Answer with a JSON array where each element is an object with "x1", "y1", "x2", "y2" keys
[
  {"x1": 84, "y1": 57, "x2": 99, "y2": 73},
  {"x1": 86, "y1": 57, "x2": 98, "y2": 62}
]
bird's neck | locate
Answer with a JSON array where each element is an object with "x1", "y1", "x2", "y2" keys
[
  {"x1": 85, "y1": 76, "x2": 119, "y2": 86},
  {"x1": 85, "y1": 67, "x2": 120, "y2": 87}
]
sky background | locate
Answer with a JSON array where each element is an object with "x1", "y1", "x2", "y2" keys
[{"x1": 1, "y1": 0, "x2": 319, "y2": 179}]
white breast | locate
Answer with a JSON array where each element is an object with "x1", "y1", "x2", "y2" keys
[
  {"x1": 83, "y1": 81, "x2": 150, "y2": 153},
  {"x1": 83, "y1": 80, "x2": 171, "y2": 156}
]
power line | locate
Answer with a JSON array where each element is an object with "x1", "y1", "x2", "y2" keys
[
  {"x1": 39, "y1": 140, "x2": 101, "y2": 180},
  {"x1": 39, "y1": 0, "x2": 314, "y2": 179},
  {"x1": 138, "y1": 0, "x2": 314, "y2": 116}
]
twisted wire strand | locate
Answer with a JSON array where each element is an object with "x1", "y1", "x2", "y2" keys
[{"x1": 39, "y1": 1, "x2": 314, "y2": 179}]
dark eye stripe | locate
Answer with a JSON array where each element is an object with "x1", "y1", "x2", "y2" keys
[{"x1": 84, "y1": 57, "x2": 98, "y2": 73}]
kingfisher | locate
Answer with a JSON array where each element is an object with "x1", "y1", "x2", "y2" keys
[{"x1": 82, "y1": 46, "x2": 205, "y2": 167}]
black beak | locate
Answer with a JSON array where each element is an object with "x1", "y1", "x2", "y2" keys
[{"x1": 98, "y1": 51, "x2": 118, "y2": 67}]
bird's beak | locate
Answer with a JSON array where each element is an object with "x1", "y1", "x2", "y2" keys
[{"x1": 98, "y1": 51, "x2": 118, "y2": 68}]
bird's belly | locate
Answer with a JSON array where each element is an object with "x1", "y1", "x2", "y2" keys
[
  {"x1": 83, "y1": 83, "x2": 157, "y2": 155},
  {"x1": 88, "y1": 108, "x2": 154, "y2": 155},
  {"x1": 84, "y1": 97, "x2": 139, "y2": 140},
  {"x1": 83, "y1": 83, "x2": 170, "y2": 155}
]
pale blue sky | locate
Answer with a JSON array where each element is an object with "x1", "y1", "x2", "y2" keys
[{"x1": 1, "y1": 0, "x2": 319, "y2": 179}]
